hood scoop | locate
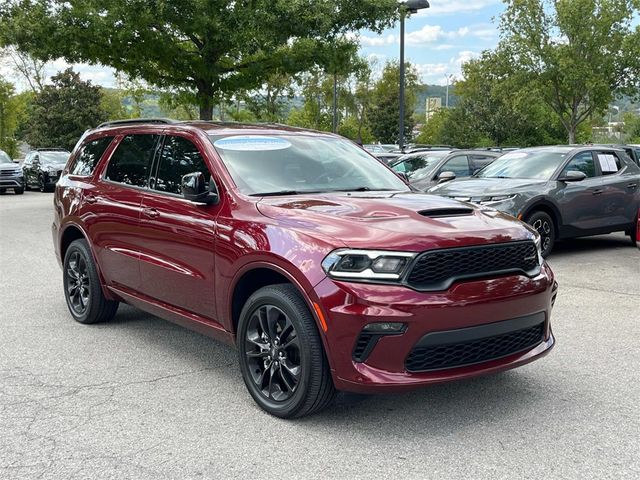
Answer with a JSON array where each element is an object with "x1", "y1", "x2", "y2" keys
[{"x1": 418, "y1": 207, "x2": 474, "y2": 218}]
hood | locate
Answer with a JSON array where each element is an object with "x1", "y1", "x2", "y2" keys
[
  {"x1": 0, "y1": 163, "x2": 21, "y2": 171},
  {"x1": 429, "y1": 177, "x2": 547, "y2": 197},
  {"x1": 257, "y1": 191, "x2": 534, "y2": 251},
  {"x1": 43, "y1": 163, "x2": 67, "y2": 171}
]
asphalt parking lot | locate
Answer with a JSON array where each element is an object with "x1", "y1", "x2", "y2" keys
[{"x1": 1, "y1": 191, "x2": 639, "y2": 479}]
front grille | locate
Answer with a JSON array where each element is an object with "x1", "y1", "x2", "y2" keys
[
  {"x1": 406, "y1": 241, "x2": 539, "y2": 291},
  {"x1": 0, "y1": 170, "x2": 20, "y2": 177},
  {"x1": 405, "y1": 322, "x2": 545, "y2": 372}
]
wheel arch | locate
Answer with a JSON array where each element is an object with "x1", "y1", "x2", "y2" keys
[{"x1": 521, "y1": 200, "x2": 563, "y2": 236}]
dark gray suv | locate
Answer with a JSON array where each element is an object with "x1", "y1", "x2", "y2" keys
[{"x1": 429, "y1": 146, "x2": 640, "y2": 256}]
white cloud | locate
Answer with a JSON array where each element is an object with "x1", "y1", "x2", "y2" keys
[
  {"x1": 360, "y1": 23, "x2": 494, "y2": 48},
  {"x1": 413, "y1": 50, "x2": 481, "y2": 84},
  {"x1": 412, "y1": 0, "x2": 502, "y2": 16}
]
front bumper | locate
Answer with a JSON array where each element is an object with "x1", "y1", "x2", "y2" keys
[
  {"x1": 314, "y1": 263, "x2": 556, "y2": 393},
  {"x1": 0, "y1": 174, "x2": 24, "y2": 189}
]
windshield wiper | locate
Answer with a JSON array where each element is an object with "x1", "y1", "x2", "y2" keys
[
  {"x1": 330, "y1": 187, "x2": 397, "y2": 193},
  {"x1": 250, "y1": 190, "x2": 323, "y2": 197}
]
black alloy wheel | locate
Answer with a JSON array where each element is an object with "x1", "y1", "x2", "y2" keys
[
  {"x1": 237, "y1": 284, "x2": 335, "y2": 418},
  {"x1": 65, "y1": 251, "x2": 91, "y2": 316},
  {"x1": 244, "y1": 304, "x2": 301, "y2": 402},
  {"x1": 63, "y1": 239, "x2": 119, "y2": 324},
  {"x1": 527, "y1": 211, "x2": 555, "y2": 258}
]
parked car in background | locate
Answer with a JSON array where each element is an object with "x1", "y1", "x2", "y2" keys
[
  {"x1": 363, "y1": 144, "x2": 398, "y2": 154},
  {"x1": 587, "y1": 144, "x2": 639, "y2": 166},
  {"x1": 429, "y1": 146, "x2": 640, "y2": 257},
  {"x1": 373, "y1": 152, "x2": 403, "y2": 166},
  {"x1": 635, "y1": 209, "x2": 640, "y2": 250},
  {"x1": 53, "y1": 119, "x2": 557, "y2": 418},
  {"x1": 390, "y1": 150, "x2": 501, "y2": 191},
  {"x1": 391, "y1": 145, "x2": 454, "y2": 154},
  {"x1": 23, "y1": 148, "x2": 70, "y2": 192},
  {"x1": 0, "y1": 149, "x2": 25, "y2": 195}
]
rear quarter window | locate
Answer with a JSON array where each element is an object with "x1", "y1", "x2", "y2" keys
[{"x1": 70, "y1": 137, "x2": 114, "y2": 176}]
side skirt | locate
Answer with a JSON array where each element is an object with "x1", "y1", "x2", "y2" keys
[{"x1": 107, "y1": 285, "x2": 236, "y2": 347}]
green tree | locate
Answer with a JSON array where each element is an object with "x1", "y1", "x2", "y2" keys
[
  {"x1": 0, "y1": 0, "x2": 398, "y2": 121},
  {"x1": 0, "y1": 77, "x2": 18, "y2": 156},
  {"x1": 243, "y1": 72, "x2": 296, "y2": 123},
  {"x1": 501, "y1": 0, "x2": 640, "y2": 143},
  {"x1": 24, "y1": 68, "x2": 108, "y2": 150},
  {"x1": 369, "y1": 61, "x2": 419, "y2": 144},
  {"x1": 623, "y1": 112, "x2": 640, "y2": 142}
]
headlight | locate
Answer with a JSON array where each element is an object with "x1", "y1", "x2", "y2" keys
[
  {"x1": 322, "y1": 249, "x2": 416, "y2": 281},
  {"x1": 478, "y1": 195, "x2": 516, "y2": 205}
]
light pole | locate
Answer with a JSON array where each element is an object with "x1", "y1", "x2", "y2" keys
[
  {"x1": 399, "y1": 0, "x2": 430, "y2": 152},
  {"x1": 445, "y1": 73, "x2": 454, "y2": 108}
]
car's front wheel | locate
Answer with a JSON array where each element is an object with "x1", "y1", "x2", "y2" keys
[
  {"x1": 526, "y1": 211, "x2": 555, "y2": 258},
  {"x1": 14, "y1": 187, "x2": 24, "y2": 195},
  {"x1": 63, "y1": 239, "x2": 119, "y2": 324},
  {"x1": 237, "y1": 284, "x2": 335, "y2": 418}
]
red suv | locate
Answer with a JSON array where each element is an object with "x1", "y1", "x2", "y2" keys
[{"x1": 53, "y1": 119, "x2": 557, "y2": 418}]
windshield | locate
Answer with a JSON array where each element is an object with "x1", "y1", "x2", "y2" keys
[
  {"x1": 210, "y1": 135, "x2": 409, "y2": 196},
  {"x1": 477, "y1": 150, "x2": 569, "y2": 180},
  {"x1": 391, "y1": 152, "x2": 450, "y2": 181},
  {"x1": 40, "y1": 152, "x2": 69, "y2": 165},
  {"x1": 0, "y1": 151, "x2": 12, "y2": 164}
]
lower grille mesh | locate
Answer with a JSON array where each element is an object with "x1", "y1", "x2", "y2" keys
[{"x1": 405, "y1": 322, "x2": 545, "y2": 372}]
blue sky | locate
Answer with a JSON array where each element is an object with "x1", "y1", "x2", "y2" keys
[
  {"x1": 2, "y1": 1, "x2": 506, "y2": 90},
  {"x1": 358, "y1": 0, "x2": 505, "y2": 85}
]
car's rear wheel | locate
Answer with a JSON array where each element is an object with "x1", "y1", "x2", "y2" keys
[
  {"x1": 237, "y1": 284, "x2": 335, "y2": 418},
  {"x1": 15, "y1": 187, "x2": 24, "y2": 195},
  {"x1": 63, "y1": 239, "x2": 118, "y2": 324},
  {"x1": 526, "y1": 211, "x2": 555, "y2": 258}
]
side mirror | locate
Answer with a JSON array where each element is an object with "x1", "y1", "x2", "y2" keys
[
  {"x1": 181, "y1": 172, "x2": 219, "y2": 205},
  {"x1": 438, "y1": 171, "x2": 456, "y2": 184},
  {"x1": 558, "y1": 170, "x2": 587, "y2": 182}
]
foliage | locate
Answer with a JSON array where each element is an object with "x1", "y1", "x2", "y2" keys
[
  {"x1": 368, "y1": 61, "x2": 419, "y2": 145},
  {"x1": 0, "y1": 0, "x2": 398, "y2": 120},
  {"x1": 623, "y1": 112, "x2": 640, "y2": 142},
  {"x1": 23, "y1": 68, "x2": 108, "y2": 150},
  {"x1": 500, "y1": 0, "x2": 640, "y2": 143},
  {"x1": 0, "y1": 77, "x2": 32, "y2": 157},
  {"x1": 0, "y1": 47, "x2": 46, "y2": 94}
]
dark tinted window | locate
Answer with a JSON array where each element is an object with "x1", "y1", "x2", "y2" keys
[
  {"x1": 71, "y1": 137, "x2": 114, "y2": 176},
  {"x1": 470, "y1": 154, "x2": 497, "y2": 170},
  {"x1": 440, "y1": 155, "x2": 470, "y2": 177},
  {"x1": 152, "y1": 136, "x2": 210, "y2": 195},
  {"x1": 561, "y1": 152, "x2": 596, "y2": 178},
  {"x1": 105, "y1": 134, "x2": 159, "y2": 187}
]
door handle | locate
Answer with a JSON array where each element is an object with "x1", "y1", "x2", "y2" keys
[
  {"x1": 143, "y1": 208, "x2": 160, "y2": 219},
  {"x1": 626, "y1": 183, "x2": 638, "y2": 189},
  {"x1": 84, "y1": 194, "x2": 98, "y2": 204},
  {"x1": 591, "y1": 189, "x2": 604, "y2": 195}
]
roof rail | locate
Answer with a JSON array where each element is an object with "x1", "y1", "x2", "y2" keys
[{"x1": 97, "y1": 118, "x2": 178, "y2": 128}]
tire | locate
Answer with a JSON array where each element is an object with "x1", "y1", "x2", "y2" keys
[
  {"x1": 63, "y1": 239, "x2": 119, "y2": 324},
  {"x1": 526, "y1": 211, "x2": 555, "y2": 258},
  {"x1": 0, "y1": 188, "x2": 5, "y2": 194},
  {"x1": 14, "y1": 187, "x2": 24, "y2": 195},
  {"x1": 38, "y1": 175, "x2": 46, "y2": 192},
  {"x1": 237, "y1": 284, "x2": 335, "y2": 418}
]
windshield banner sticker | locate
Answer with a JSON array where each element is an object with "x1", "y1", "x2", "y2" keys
[{"x1": 214, "y1": 136, "x2": 292, "y2": 152}]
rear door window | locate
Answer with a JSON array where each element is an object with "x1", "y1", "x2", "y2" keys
[
  {"x1": 151, "y1": 136, "x2": 211, "y2": 195},
  {"x1": 594, "y1": 152, "x2": 621, "y2": 175},
  {"x1": 71, "y1": 137, "x2": 114, "y2": 176},
  {"x1": 105, "y1": 134, "x2": 160, "y2": 187}
]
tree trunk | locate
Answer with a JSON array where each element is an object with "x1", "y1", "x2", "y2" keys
[
  {"x1": 197, "y1": 87, "x2": 214, "y2": 121},
  {"x1": 568, "y1": 127, "x2": 576, "y2": 144}
]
